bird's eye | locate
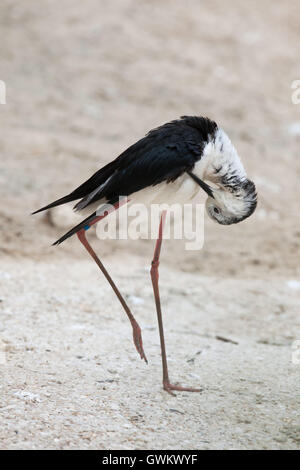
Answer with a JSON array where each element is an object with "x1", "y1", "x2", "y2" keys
[{"x1": 213, "y1": 207, "x2": 220, "y2": 214}]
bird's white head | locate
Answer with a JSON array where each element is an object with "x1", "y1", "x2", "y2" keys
[
  {"x1": 205, "y1": 179, "x2": 257, "y2": 225},
  {"x1": 188, "y1": 127, "x2": 257, "y2": 225}
]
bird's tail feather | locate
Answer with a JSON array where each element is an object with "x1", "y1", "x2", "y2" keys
[
  {"x1": 52, "y1": 212, "x2": 97, "y2": 246},
  {"x1": 32, "y1": 194, "x2": 78, "y2": 215}
]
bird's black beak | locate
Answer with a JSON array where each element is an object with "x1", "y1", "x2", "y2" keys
[{"x1": 187, "y1": 171, "x2": 214, "y2": 198}]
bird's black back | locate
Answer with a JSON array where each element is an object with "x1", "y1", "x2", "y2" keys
[
  {"x1": 33, "y1": 115, "x2": 217, "y2": 218},
  {"x1": 74, "y1": 116, "x2": 218, "y2": 209}
]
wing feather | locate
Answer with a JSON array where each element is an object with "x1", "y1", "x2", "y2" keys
[{"x1": 33, "y1": 116, "x2": 218, "y2": 244}]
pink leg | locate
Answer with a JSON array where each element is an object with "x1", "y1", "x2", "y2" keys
[
  {"x1": 151, "y1": 211, "x2": 201, "y2": 395},
  {"x1": 77, "y1": 202, "x2": 147, "y2": 363}
]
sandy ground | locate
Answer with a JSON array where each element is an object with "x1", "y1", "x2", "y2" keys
[{"x1": 0, "y1": 0, "x2": 300, "y2": 450}]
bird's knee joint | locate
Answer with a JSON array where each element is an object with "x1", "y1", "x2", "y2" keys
[{"x1": 151, "y1": 260, "x2": 160, "y2": 270}]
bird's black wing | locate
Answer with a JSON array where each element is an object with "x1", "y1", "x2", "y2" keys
[
  {"x1": 73, "y1": 116, "x2": 217, "y2": 210},
  {"x1": 33, "y1": 116, "x2": 217, "y2": 215},
  {"x1": 34, "y1": 116, "x2": 217, "y2": 244},
  {"x1": 32, "y1": 157, "x2": 122, "y2": 214}
]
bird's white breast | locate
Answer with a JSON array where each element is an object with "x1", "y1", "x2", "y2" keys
[{"x1": 130, "y1": 174, "x2": 200, "y2": 206}]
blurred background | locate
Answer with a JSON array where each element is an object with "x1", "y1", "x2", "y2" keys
[{"x1": 0, "y1": 0, "x2": 299, "y2": 450}]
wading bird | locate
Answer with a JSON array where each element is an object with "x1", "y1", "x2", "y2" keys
[{"x1": 33, "y1": 116, "x2": 257, "y2": 395}]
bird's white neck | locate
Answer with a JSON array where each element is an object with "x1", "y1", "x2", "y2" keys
[{"x1": 195, "y1": 128, "x2": 247, "y2": 188}]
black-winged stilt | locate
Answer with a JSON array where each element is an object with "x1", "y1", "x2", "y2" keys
[{"x1": 33, "y1": 116, "x2": 257, "y2": 395}]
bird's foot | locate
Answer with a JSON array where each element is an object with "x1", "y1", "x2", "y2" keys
[
  {"x1": 132, "y1": 323, "x2": 148, "y2": 363},
  {"x1": 163, "y1": 380, "x2": 202, "y2": 396}
]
